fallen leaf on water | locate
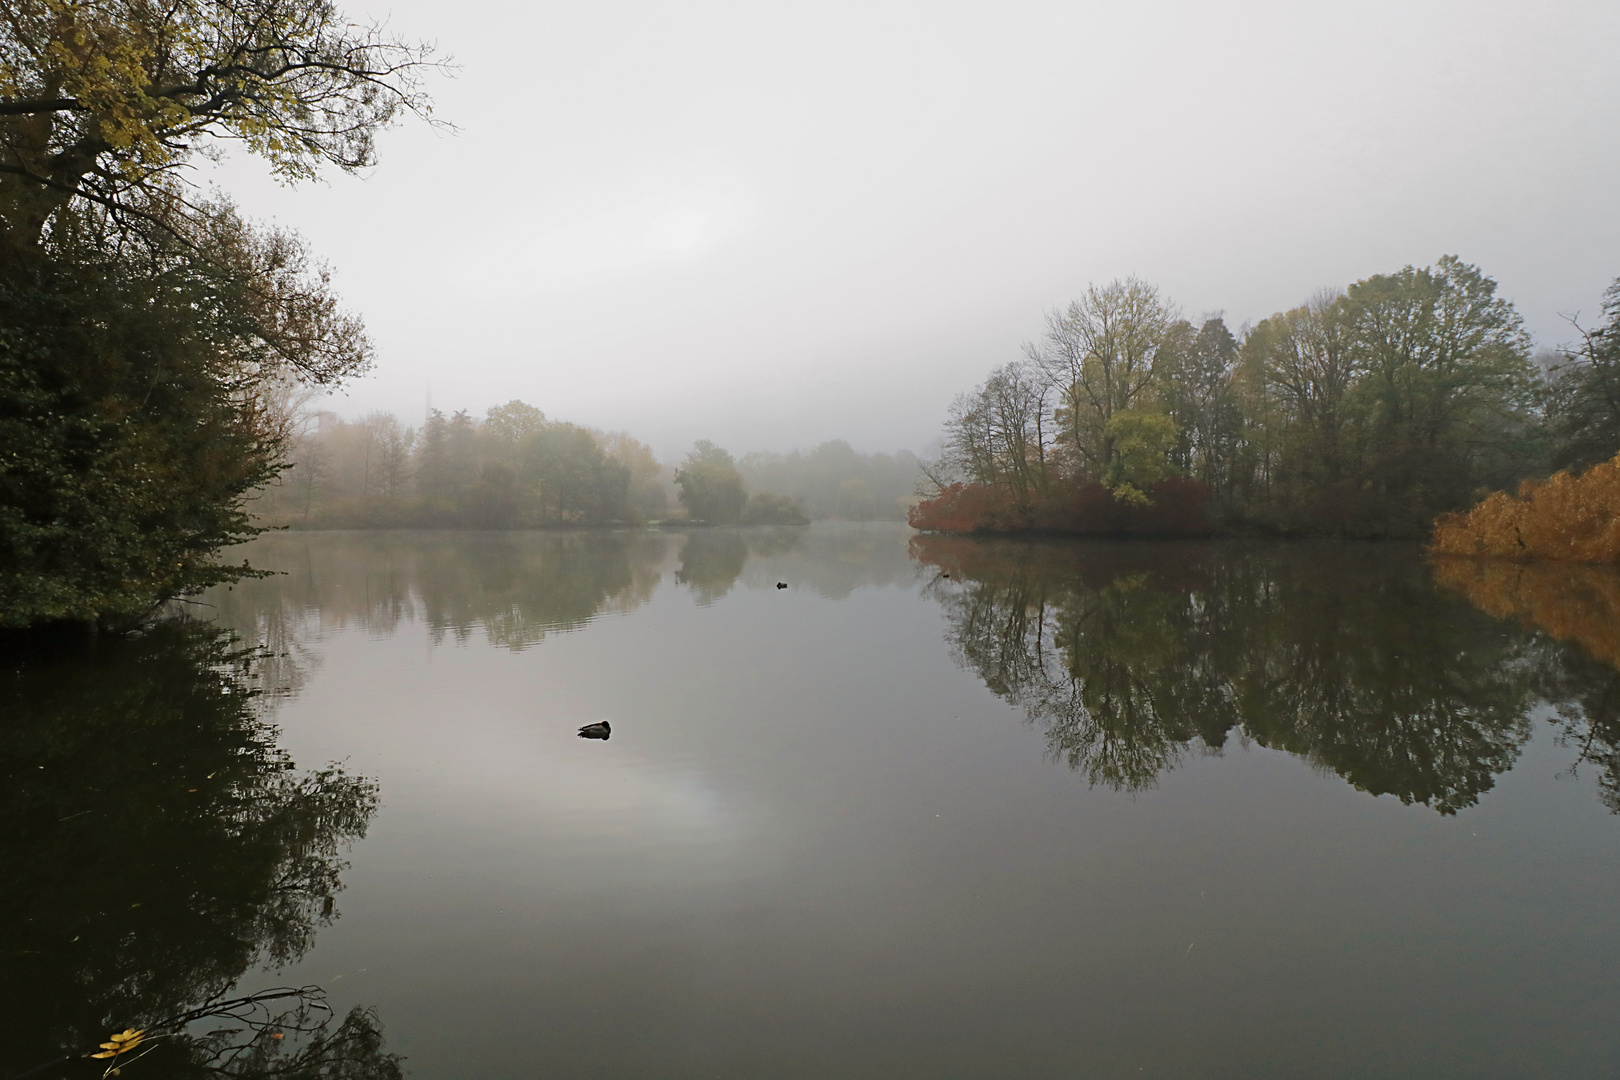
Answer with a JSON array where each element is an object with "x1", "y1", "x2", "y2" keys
[{"x1": 90, "y1": 1029, "x2": 145, "y2": 1058}]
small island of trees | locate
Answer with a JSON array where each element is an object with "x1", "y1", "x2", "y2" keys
[
  {"x1": 913, "y1": 259, "x2": 1620, "y2": 543},
  {"x1": 5, "y1": 0, "x2": 1619, "y2": 635}
]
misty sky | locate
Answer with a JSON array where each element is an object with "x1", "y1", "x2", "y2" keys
[{"x1": 208, "y1": 0, "x2": 1620, "y2": 462}]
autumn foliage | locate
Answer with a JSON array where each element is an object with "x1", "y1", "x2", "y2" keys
[
  {"x1": 908, "y1": 477, "x2": 1211, "y2": 536},
  {"x1": 1430, "y1": 453, "x2": 1620, "y2": 563},
  {"x1": 1432, "y1": 557, "x2": 1620, "y2": 670}
]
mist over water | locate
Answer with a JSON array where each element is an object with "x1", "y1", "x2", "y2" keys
[
  {"x1": 11, "y1": 525, "x2": 1619, "y2": 1077},
  {"x1": 9, "y1": 0, "x2": 1620, "y2": 1072},
  {"x1": 209, "y1": 1, "x2": 1620, "y2": 457}
]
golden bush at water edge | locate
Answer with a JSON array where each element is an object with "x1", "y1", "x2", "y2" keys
[{"x1": 1431, "y1": 454, "x2": 1620, "y2": 563}]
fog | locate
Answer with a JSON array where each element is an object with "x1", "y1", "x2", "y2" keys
[{"x1": 204, "y1": 0, "x2": 1620, "y2": 461}]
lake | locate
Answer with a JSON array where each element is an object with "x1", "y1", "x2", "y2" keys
[{"x1": 7, "y1": 524, "x2": 1620, "y2": 1078}]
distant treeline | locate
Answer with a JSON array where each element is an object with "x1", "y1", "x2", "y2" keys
[
  {"x1": 916, "y1": 258, "x2": 1620, "y2": 538},
  {"x1": 260, "y1": 401, "x2": 920, "y2": 528},
  {"x1": 739, "y1": 442, "x2": 922, "y2": 521}
]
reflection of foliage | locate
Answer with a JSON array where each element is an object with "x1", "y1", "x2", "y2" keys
[
  {"x1": 674, "y1": 528, "x2": 812, "y2": 605},
  {"x1": 70, "y1": 987, "x2": 404, "y2": 1080},
  {"x1": 1536, "y1": 643, "x2": 1620, "y2": 813},
  {"x1": 1234, "y1": 556, "x2": 1533, "y2": 814},
  {"x1": 213, "y1": 525, "x2": 919, "y2": 633},
  {"x1": 0, "y1": 623, "x2": 381, "y2": 1076},
  {"x1": 192, "y1": 1002, "x2": 401, "y2": 1080},
  {"x1": 917, "y1": 536, "x2": 1538, "y2": 813},
  {"x1": 675, "y1": 531, "x2": 750, "y2": 606},
  {"x1": 211, "y1": 530, "x2": 667, "y2": 652},
  {"x1": 1434, "y1": 556, "x2": 1620, "y2": 810},
  {"x1": 1432, "y1": 557, "x2": 1620, "y2": 669}
]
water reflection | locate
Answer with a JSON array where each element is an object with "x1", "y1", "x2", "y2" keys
[
  {"x1": 212, "y1": 531, "x2": 668, "y2": 652},
  {"x1": 1435, "y1": 557, "x2": 1620, "y2": 811},
  {"x1": 674, "y1": 530, "x2": 753, "y2": 605},
  {"x1": 913, "y1": 535, "x2": 1620, "y2": 814},
  {"x1": 209, "y1": 527, "x2": 922, "y2": 650},
  {"x1": 0, "y1": 624, "x2": 397, "y2": 1078},
  {"x1": 673, "y1": 527, "x2": 814, "y2": 604}
]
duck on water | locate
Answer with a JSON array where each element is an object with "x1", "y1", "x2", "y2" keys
[{"x1": 578, "y1": 720, "x2": 611, "y2": 740}]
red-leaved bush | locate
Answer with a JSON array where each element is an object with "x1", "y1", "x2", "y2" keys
[{"x1": 908, "y1": 477, "x2": 1211, "y2": 536}]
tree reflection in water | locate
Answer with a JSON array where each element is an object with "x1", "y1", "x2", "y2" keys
[
  {"x1": 675, "y1": 530, "x2": 752, "y2": 606},
  {"x1": 0, "y1": 623, "x2": 400, "y2": 1079},
  {"x1": 1434, "y1": 557, "x2": 1620, "y2": 811},
  {"x1": 913, "y1": 536, "x2": 1590, "y2": 814},
  {"x1": 210, "y1": 530, "x2": 670, "y2": 654},
  {"x1": 675, "y1": 527, "x2": 809, "y2": 605}
]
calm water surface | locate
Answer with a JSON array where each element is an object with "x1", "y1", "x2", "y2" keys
[{"x1": 8, "y1": 524, "x2": 1620, "y2": 1078}]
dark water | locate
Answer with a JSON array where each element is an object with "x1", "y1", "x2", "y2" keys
[{"x1": 8, "y1": 525, "x2": 1620, "y2": 1078}]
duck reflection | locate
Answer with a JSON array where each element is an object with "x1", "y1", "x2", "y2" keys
[
  {"x1": 914, "y1": 536, "x2": 1550, "y2": 814},
  {"x1": 0, "y1": 623, "x2": 401, "y2": 1078}
]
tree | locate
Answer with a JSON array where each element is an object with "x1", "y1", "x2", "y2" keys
[
  {"x1": 485, "y1": 400, "x2": 546, "y2": 463},
  {"x1": 373, "y1": 414, "x2": 414, "y2": 498},
  {"x1": 929, "y1": 361, "x2": 1052, "y2": 503},
  {"x1": 674, "y1": 441, "x2": 746, "y2": 524},
  {"x1": 739, "y1": 441, "x2": 923, "y2": 521},
  {"x1": 412, "y1": 408, "x2": 451, "y2": 501},
  {"x1": 1029, "y1": 277, "x2": 1178, "y2": 476},
  {"x1": 446, "y1": 408, "x2": 479, "y2": 491},
  {"x1": 1346, "y1": 258, "x2": 1534, "y2": 462},
  {"x1": 0, "y1": 229, "x2": 309, "y2": 625},
  {"x1": 1160, "y1": 316, "x2": 1241, "y2": 492},
  {"x1": 916, "y1": 256, "x2": 1545, "y2": 537},
  {"x1": 1547, "y1": 277, "x2": 1620, "y2": 471},
  {"x1": 1242, "y1": 293, "x2": 1361, "y2": 495},
  {"x1": 600, "y1": 432, "x2": 667, "y2": 521},
  {"x1": 1331, "y1": 257, "x2": 1538, "y2": 528},
  {"x1": 1, "y1": 0, "x2": 440, "y2": 245},
  {"x1": 291, "y1": 428, "x2": 329, "y2": 520},
  {"x1": 1102, "y1": 410, "x2": 1179, "y2": 505},
  {"x1": 517, "y1": 422, "x2": 630, "y2": 523},
  {"x1": 0, "y1": 0, "x2": 440, "y2": 628},
  {"x1": 741, "y1": 492, "x2": 810, "y2": 525}
]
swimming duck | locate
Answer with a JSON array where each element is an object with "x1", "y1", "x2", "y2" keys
[{"x1": 577, "y1": 720, "x2": 611, "y2": 740}]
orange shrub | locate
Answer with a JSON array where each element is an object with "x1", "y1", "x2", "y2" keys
[{"x1": 1430, "y1": 454, "x2": 1620, "y2": 563}]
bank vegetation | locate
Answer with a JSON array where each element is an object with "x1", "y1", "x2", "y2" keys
[{"x1": 915, "y1": 259, "x2": 1620, "y2": 542}]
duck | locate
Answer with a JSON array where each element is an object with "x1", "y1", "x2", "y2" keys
[
  {"x1": 776, "y1": 582, "x2": 788, "y2": 589},
  {"x1": 577, "y1": 720, "x2": 611, "y2": 740}
]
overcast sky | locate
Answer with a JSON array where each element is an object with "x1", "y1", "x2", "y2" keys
[{"x1": 209, "y1": 0, "x2": 1620, "y2": 462}]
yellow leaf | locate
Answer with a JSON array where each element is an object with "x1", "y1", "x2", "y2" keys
[{"x1": 92, "y1": 1029, "x2": 146, "y2": 1058}]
